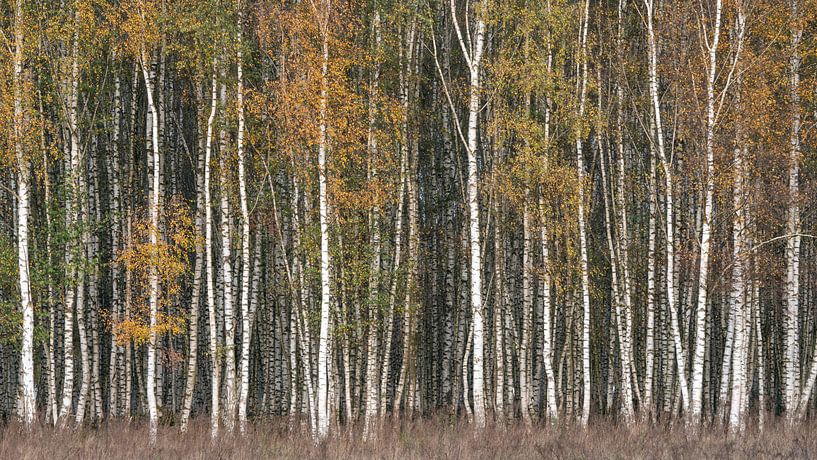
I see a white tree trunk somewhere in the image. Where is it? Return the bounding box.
[493,198,506,420]
[141,48,161,446]
[74,245,89,426]
[45,147,58,424]
[521,203,533,424]
[754,281,766,429]
[784,0,802,419]
[540,12,557,421]
[727,6,748,432]
[58,15,81,428]
[645,0,690,413]
[645,144,657,418]
[615,0,637,418]
[600,133,634,423]
[449,0,489,428]
[13,0,35,428]
[236,2,252,435]
[107,68,124,420]
[204,69,220,441]
[690,0,722,424]
[539,197,557,422]
[317,12,332,440]
[728,144,748,432]
[575,0,591,426]
[217,62,237,434]
[363,7,383,440]
[180,83,206,433]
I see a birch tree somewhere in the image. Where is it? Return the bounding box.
[140,47,162,448]
[204,68,220,440]
[574,0,591,426]
[784,0,803,419]
[644,0,690,414]
[446,0,489,428]
[315,0,333,440]
[13,0,35,429]
[219,62,237,434]
[57,3,81,428]
[727,3,748,432]
[236,0,253,436]
[363,5,382,441]
[0,0,815,439]
[690,0,722,424]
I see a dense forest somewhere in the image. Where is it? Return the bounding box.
[1,0,816,446]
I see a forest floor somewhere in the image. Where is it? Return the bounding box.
[1,415,815,459]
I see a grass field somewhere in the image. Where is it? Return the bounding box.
[1,416,815,459]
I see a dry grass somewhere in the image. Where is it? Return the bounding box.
[1,416,815,459]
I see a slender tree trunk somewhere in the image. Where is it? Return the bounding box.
[575,0,591,426]
[316,7,332,439]
[58,12,81,428]
[726,6,748,432]
[538,194,557,422]
[363,7,383,440]
[180,84,206,433]
[645,135,657,418]
[140,47,161,445]
[645,0,689,413]
[521,202,533,425]
[13,0,35,428]
[75,256,89,425]
[785,0,803,419]
[87,142,102,424]
[380,96,408,415]
[690,0,722,424]
[494,198,506,420]
[448,0,489,428]
[107,67,123,419]
[236,1,253,435]
[541,6,557,422]
[614,0,637,419]
[214,61,237,434]
[792,0,817,417]
[203,68,220,441]
[44,140,58,425]
[600,129,634,422]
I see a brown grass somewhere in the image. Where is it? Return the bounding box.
[1,416,815,459]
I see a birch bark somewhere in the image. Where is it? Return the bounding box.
[180,82,206,433]
[204,69,220,440]
[140,46,161,445]
[690,0,722,423]
[316,2,332,439]
[237,1,253,435]
[13,0,35,428]
[645,0,690,412]
[541,2,557,422]
[58,11,81,427]
[784,0,803,418]
[727,5,748,431]
[448,0,489,428]
[575,0,592,426]
[363,7,383,440]
[217,62,237,433]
